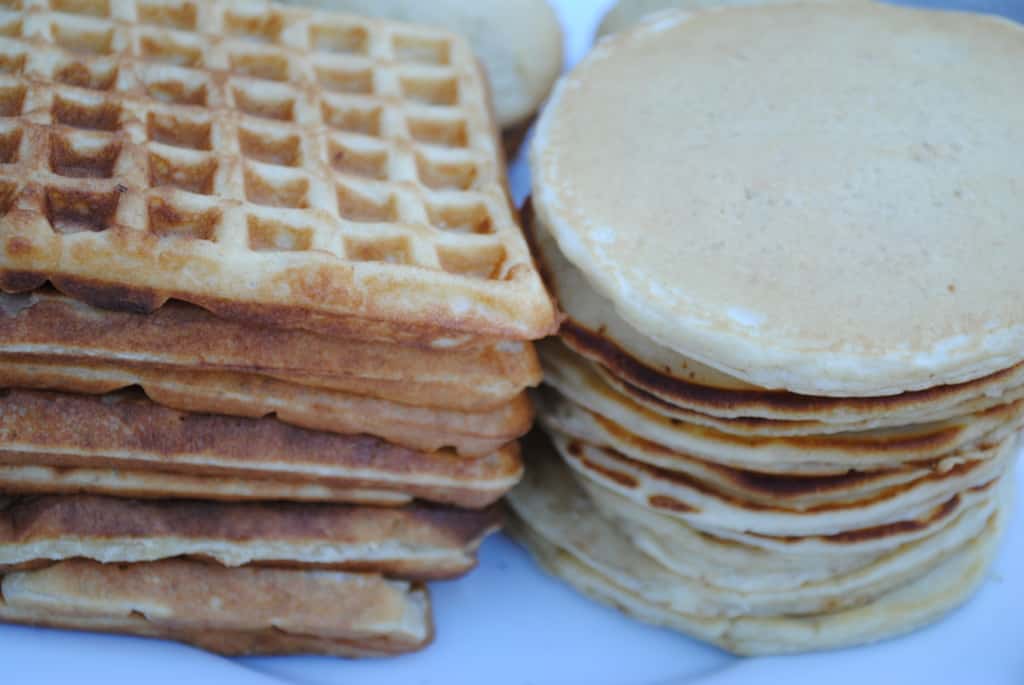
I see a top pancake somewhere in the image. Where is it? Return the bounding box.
[531,2,1024,395]
[526,205,1024,429]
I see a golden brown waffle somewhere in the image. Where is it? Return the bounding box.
[0,0,556,342]
[0,354,534,456]
[0,494,501,579]
[0,290,542,411]
[0,463,416,504]
[0,558,433,656]
[0,388,524,508]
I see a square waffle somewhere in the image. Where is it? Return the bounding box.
[0,0,556,341]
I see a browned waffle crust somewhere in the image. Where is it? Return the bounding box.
[0,0,556,341]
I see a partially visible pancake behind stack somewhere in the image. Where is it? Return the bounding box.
[512,2,1024,656]
[0,0,556,656]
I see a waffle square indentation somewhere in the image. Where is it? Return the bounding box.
[437,244,506,280]
[0,84,26,117]
[52,94,120,131]
[149,150,217,195]
[244,166,309,208]
[321,101,381,136]
[427,201,493,234]
[310,23,368,55]
[51,0,110,17]
[44,186,121,234]
[230,51,291,82]
[393,35,450,66]
[247,215,313,252]
[147,196,220,241]
[224,10,284,44]
[336,183,396,222]
[416,153,478,191]
[345,235,411,265]
[238,127,301,167]
[0,126,20,164]
[54,60,119,91]
[0,53,26,76]
[0,179,16,217]
[408,117,467,148]
[401,75,458,106]
[232,87,295,122]
[137,2,197,31]
[50,133,121,178]
[329,139,387,180]
[52,22,115,55]
[316,66,373,95]
[140,34,204,68]
[147,111,211,150]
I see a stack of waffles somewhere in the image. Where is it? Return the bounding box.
[511,3,1024,656]
[0,0,555,656]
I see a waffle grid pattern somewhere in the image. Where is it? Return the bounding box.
[0,0,552,338]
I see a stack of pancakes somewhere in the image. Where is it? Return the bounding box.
[0,0,555,655]
[511,2,1024,655]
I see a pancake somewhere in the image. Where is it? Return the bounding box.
[596,366,1024,441]
[527,204,1024,428]
[542,405,1013,521]
[539,342,1024,473]
[0,495,500,580]
[548,428,1012,537]
[0,355,532,457]
[0,389,523,509]
[0,559,431,656]
[510,506,1001,656]
[0,291,542,412]
[531,2,1024,395]
[582,471,998,589]
[596,0,863,38]
[507,447,1002,618]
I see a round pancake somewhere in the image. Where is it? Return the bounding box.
[547,428,1012,537]
[507,447,1002,619]
[510,503,1003,656]
[583,472,998,591]
[527,207,1024,428]
[531,2,1024,396]
[540,399,1014,515]
[596,0,863,39]
[539,341,1024,473]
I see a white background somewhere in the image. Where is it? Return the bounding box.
[3,2,1023,683]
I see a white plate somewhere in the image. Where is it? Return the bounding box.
[4,2,1023,683]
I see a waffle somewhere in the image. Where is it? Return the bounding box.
[0,494,500,579]
[0,0,556,342]
[0,389,524,508]
[0,463,415,504]
[0,290,542,411]
[0,355,534,456]
[0,558,432,656]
